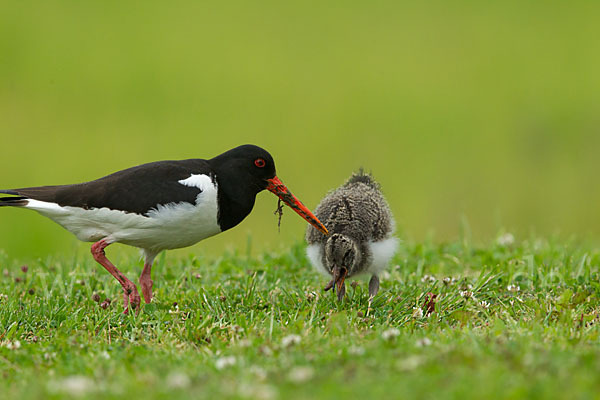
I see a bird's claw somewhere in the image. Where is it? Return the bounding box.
[122,284,141,315]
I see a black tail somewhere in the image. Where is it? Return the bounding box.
[0,190,29,207]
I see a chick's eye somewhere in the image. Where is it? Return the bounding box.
[254,158,266,168]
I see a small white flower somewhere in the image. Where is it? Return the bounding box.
[497,233,515,247]
[416,337,432,347]
[47,376,94,397]
[459,290,473,299]
[305,291,319,301]
[421,275,436,283]
[412,307,424,319]
[382,328,400,340]
[100,351,110,360]
[259,345,273,357]
[348,346,365,356]
[249,365,268,381]
[215,356,236,370]
[238,383,277,400]
[4,340,21,350]
[287,366,314,383]
[442,277,454,286]
[0,293,8,301]
[507,284,520,292]
[281,334,301,347]
[396,355,424,371]
[231,325,244,334]
[166,372,190,389]
[479,300,490,309]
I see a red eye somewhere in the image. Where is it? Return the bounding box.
[254,158,266,168]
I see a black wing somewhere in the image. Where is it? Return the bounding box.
[4,159,214,215]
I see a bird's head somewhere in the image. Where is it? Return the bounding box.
[210,144,328,235]
[324,233,360,296]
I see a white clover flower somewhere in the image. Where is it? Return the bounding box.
[348,345,365,356]
[249,365,268,381]
[507,284,520,292]
[3,340,21,350]
[287,366,315,383]
[459,290,473,299]
[421,275,436,283]
[479,300,490,309]
[281,334,301,347]
[412,307,424,319]
[416,337,432,347]
[215,356,236,370]
[166,372,191,389]
[382,328,401,340]
[47,376,95,397]
[305,291,319,301]
[497,233,515,247]
[238,383,277,400]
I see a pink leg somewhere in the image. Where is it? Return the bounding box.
[139,261,154,304]
[91,239,141,314]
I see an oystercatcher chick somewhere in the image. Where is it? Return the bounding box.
[0,144,328,314]
[305,170,398,301]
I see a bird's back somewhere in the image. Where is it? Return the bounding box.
[306,171,393,245]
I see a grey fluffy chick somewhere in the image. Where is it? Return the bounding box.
[306,170,398,301]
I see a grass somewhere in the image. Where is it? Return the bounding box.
[1,236,600,399]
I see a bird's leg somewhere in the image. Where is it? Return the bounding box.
[367,274,380,314]
[139,262,153,304]
[139,254,156,304]
[91,239,141,315]
[336,279,346,301]
[368,275,380,299]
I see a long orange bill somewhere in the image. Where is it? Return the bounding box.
[335,267,348,301]
[266,176,328,235]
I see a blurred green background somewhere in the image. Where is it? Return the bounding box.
[1,1,599,261]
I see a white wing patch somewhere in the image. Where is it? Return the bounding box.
[179,174,214,191]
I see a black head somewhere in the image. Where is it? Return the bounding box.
[208,144,328,235]
[209,144,276,193]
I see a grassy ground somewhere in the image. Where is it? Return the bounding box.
[1,236,600,399]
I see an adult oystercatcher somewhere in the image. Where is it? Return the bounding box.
[0,144,328,313]
[305,170,398,302]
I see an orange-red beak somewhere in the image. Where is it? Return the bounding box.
[266,176,328,235]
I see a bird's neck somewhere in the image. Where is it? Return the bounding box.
[214,173,259,232]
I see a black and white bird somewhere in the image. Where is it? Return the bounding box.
[305,170,398,301]
[0,144,328,313]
